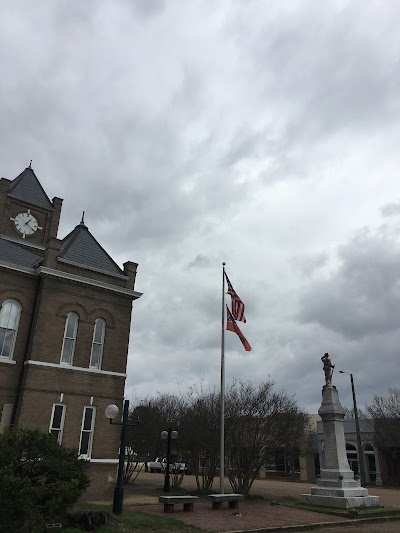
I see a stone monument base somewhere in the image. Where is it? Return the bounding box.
[301,468,380,508]
[302,493,380,509]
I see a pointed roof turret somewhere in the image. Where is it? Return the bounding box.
[59,221,124,276]
[8,167,54,210]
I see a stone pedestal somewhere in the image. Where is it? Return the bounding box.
[302,385,380,508]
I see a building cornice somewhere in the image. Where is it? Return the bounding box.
[0,259,36,276]
[57,257,129,280]
[0,262,142,297]
[37,266,142,299]
[24,360,126,377]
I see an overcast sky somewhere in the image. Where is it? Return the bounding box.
[2,0,400,414]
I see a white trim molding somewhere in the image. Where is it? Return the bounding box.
[89,459,119,464]
[0,357,17,365]
[24,360,126,377]
[37,266,142,299]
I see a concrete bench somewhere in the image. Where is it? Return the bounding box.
[208,493,244,510]
[159,495,199,513]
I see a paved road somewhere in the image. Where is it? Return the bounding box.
[322,522,400,532]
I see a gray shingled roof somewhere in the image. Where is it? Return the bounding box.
[8,168,54,210]
[0,237,43,269]
[60,223,124,276]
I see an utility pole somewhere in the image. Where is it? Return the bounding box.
[339,370,366,486]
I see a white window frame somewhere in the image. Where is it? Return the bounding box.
[0,299,22,360]
[60,312,78,365]
[78,406,96,458]
[49,403,66,444]
[89,318,106,369]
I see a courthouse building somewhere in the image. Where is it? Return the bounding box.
[0,166,141,497]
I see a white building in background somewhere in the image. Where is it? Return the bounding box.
[315,419,382,485]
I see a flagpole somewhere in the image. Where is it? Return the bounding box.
[220,262,226,494]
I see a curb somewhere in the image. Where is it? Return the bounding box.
[225,514,400,533]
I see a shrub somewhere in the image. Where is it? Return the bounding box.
[0,427,90,533]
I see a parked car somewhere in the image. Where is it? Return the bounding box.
[174,461,192,475]
[148,458,192,474]
[148,457,166,473]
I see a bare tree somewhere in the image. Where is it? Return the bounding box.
[343,406,367,420]
[180,388,220,491]
[129,393,188,488]
[130,394,184,459]
[132,387,220,491]
[224,380,308,496]
[365,388,400,485]
[129,380,308,495]
[366,387,400,449]
[123,440,145,485]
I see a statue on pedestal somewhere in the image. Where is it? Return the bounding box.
[321,352,334,385]
[301,351,380,508]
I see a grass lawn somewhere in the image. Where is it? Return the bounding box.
[52,503,207,533]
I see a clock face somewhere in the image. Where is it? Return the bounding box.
[10,209,42,238]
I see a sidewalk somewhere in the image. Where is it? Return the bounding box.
[121,473,400,532]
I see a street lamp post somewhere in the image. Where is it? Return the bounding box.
[105,400,140,514]
[339,370,366,487]
[161,428,178,492]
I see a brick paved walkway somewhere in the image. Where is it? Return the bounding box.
[121,473,400,532]
[132,498,346,532]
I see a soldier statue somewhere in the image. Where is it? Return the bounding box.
[321,352,335,385]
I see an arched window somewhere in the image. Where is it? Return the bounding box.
[363,444,377,483]
[0,299,21,359]
[60,313,78,365]
[90,319,105,369]
[346,442,359,476]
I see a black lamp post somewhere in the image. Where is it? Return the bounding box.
[339,370,366,487]
[161,428,178,492]
[105,400,140,514]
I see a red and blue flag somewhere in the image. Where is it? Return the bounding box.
[226,305,252,352]
[225,272,246,323]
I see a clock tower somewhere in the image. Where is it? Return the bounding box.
[0,165,63,248]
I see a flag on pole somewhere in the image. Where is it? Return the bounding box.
[226,305,252,351]
[225,272,246,322]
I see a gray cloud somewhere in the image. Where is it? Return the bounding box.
[2,0,400,412]
[299,225,400,340]
[381,201,400,217]
[291,251,329,278]
[187,254,212,269]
